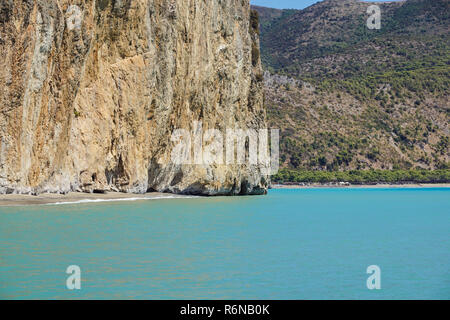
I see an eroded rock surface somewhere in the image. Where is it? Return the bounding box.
[0,0,267,195]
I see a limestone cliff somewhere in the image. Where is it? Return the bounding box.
[0,0,268,195]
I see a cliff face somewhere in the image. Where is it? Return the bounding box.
[0,0,268,195]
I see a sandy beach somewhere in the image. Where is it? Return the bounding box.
[271,183,450,189]
[0,192,194,207]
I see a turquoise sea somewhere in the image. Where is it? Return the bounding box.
[0,188,449,300]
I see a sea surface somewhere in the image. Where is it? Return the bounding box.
[0,188,449,299]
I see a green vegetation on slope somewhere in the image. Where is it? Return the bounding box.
[253,0,449,173]
[273,169,450,184]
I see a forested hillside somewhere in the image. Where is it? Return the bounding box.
[253,0,449,173]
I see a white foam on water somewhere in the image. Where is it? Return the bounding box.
[44,195,199,206]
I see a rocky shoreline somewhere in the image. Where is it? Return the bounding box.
[1,183,449,207]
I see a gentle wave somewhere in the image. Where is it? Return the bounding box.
[44,195,199,206]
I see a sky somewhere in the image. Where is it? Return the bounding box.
[250,0,320,9]
[250,0,398,10]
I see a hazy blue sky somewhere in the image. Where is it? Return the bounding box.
[250,0,319,9]
[250,0,398,10]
